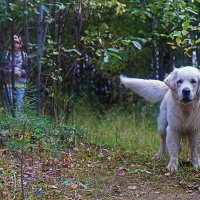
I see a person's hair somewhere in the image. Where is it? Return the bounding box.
[13,35,23,45]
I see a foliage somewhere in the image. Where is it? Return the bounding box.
[0,110,87,153]
[1,0,200,113]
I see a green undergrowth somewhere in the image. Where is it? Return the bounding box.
[73,99,160,157]
[0,109,87,153]
[73,98,192,162]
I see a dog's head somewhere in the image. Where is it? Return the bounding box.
[164,66,200,104]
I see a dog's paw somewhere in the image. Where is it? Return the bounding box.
[166,162,179,172]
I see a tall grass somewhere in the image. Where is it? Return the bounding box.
[73,99,160,157]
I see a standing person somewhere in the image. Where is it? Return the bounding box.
[2,35,28,113]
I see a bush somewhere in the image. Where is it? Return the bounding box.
[0,109,87,153]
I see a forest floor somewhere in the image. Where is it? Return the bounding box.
[1,143,200,200]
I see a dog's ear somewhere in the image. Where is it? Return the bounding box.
[164,68,179,90]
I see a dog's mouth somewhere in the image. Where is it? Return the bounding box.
[181,97,192,104]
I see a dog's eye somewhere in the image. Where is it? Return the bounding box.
[177,80,183,84]
[191,79,196,84]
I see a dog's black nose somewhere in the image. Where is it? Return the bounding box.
[182,88,190,96]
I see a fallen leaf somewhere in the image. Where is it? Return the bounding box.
[71,184,78,189]
[179,180,187,186]
[53,189,61,193]
[2,191,8,198]
[128,186,137,190]
[0,164,9,169]
[110,185,120,193]
[97,152,104,158]
[117,167,128,176]
[69,163,75,168]
[52,169,62,176]
[0,149,6,156]
[107,156,112,161]
[48,185,58,189]
[75,194,82,200]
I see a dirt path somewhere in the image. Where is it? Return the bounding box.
[100,173,200,200]
[1,146,200,199]
[91,155,200,200]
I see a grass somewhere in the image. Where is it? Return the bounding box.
[73,100,160,156]
[73,99,192,161]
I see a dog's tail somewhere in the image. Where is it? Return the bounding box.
[120,75,169,103]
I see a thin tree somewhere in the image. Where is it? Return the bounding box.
[23,0,31,79]
[35,1,43,116]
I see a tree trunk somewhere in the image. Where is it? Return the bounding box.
[11,0,16,117]
[23,0,31,79]
[35,1,43,116]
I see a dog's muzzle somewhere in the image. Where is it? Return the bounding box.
[181,88,192,103]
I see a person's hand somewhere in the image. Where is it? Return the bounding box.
[15,71,21,77]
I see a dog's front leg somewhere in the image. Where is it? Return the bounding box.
[152,102,167,160]
[189,133,200,169]
[166,126,181,172]
[152,132,166,160]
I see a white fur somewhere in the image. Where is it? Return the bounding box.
[120,75,169,103]
[120,66,200,172]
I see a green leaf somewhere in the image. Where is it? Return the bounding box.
[42,5,50,14]
[176,37,182,46]
[56,3,66,10]
[179,15,186,19]
[84,30,89,35]
[64,49,82,56]
[160,34,167,37]
[182,22,190,30]
[34,8,40,15]
[8,3,17,11]
[131,41,141,50]
[131,9,140,15]
[52,51,59,55]
[121,39,130,46]
[108,48,119,53]
[182,30,188,36]
[144,11,152,18]
[173,31,180,37]
[108,52,122,60]
[24,10,28,15]
[185,7,198,15]
[96,49,102,57]
[195,39,200,44]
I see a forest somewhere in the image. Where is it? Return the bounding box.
[0,0,200,199]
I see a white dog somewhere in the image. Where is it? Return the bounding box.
[120,66,200,172]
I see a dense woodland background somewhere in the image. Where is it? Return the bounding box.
[1,0,200,118]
